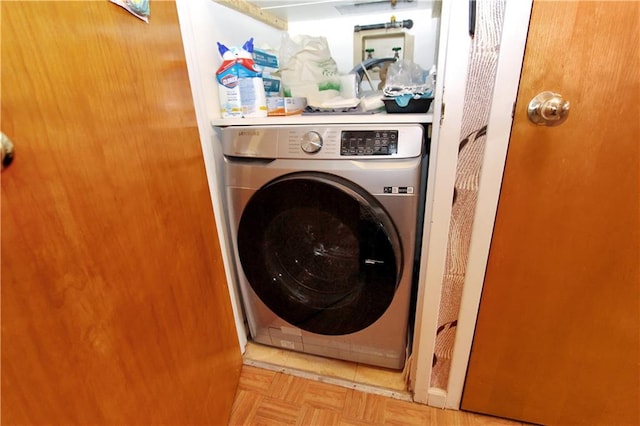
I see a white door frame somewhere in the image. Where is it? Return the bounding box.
[410,0,533,408]
[440,0,533,409]
[408,0,471,405]
[176,0,534,409]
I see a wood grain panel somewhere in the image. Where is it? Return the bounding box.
[1,1,241,424]
[462,1,639,424]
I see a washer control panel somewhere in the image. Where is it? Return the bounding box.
[221,124,423,159]
[340,130,398,156]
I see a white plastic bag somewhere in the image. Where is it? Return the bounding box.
[279,33,341,102]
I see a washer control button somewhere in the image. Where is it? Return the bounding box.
[301,131,323,154]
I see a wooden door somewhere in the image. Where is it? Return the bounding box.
[462,1,639,425]
[1,2,242,424]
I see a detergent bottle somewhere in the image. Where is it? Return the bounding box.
[216,38,268,118]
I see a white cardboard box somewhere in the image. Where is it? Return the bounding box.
[266,97,307,116]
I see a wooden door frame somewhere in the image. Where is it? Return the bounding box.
[435,0,533,409]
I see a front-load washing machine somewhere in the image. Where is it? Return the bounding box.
[222,124,426,370]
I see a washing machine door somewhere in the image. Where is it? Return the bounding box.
[237,171,402,336]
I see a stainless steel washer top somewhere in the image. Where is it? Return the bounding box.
[222,124,426,370]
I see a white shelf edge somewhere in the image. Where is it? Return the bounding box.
[211,112,433,127]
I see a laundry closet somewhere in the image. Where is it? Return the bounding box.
[175,0,467,405]
[5,2,633,424]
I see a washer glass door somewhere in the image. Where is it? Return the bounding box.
[237,171,402,336]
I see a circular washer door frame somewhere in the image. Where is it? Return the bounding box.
[237,171,403,336]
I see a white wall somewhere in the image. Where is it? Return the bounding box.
[287,9,440,74]
[178,1,283,121]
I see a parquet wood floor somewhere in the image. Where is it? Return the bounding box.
[228,365,524,425]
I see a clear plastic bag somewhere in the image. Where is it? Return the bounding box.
[383,60,434,98]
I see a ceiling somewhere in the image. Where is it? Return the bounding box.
[256,0,430,22]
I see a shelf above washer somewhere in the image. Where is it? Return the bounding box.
[211,112,433,127]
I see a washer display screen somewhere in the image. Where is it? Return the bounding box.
[340,130,398,156]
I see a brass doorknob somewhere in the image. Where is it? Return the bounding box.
[1,132,15,170]
[527,91,570,126]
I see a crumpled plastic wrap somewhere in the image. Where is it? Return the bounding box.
[383,60,434,98]
[110,0,150,23]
